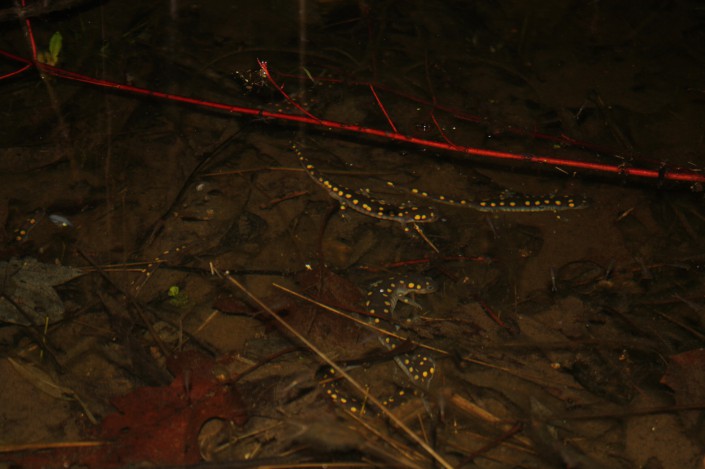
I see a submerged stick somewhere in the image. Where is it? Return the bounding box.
[222,272,454,469]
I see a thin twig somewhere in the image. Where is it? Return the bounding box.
[222,273,454,469]
[369,84,398,133]
[272,283,447,356]
[258,59,319,122]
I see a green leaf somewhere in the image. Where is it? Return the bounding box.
[48,31,62,64]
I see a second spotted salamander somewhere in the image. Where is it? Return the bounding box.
[320,274,438,415]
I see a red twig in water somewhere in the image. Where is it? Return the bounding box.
[257,59,319,122]
[259,190,309,210]
[1,9,704,186]
[368,84,398,133]
[0,61,30,80]
[458,422,523,465]
[430,111,456,147]
[475,295,512,332]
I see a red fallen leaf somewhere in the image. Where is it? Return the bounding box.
[96,350,248,466]
[213,295,253,314]
[12,349,248,468]
[660,348,705,406]
[296,267,364,312]
[288,267,365,352]
[213,294,293,316]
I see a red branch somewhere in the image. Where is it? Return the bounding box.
[430,111,455,147]
[369,83,398,133]
[1,10,703,185]
[257,59,319,122]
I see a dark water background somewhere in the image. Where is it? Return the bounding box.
[1,1,704,467]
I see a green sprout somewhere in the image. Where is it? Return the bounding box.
[37,31,62,66]
[167,285,189,307]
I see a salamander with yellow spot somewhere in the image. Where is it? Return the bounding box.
[387,182,589,212]
[319,274,438,416]
[294,144,438,225]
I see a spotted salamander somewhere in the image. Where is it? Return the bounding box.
[320,274,438,415]
[293,144,438,226]
[386,182,589,213]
